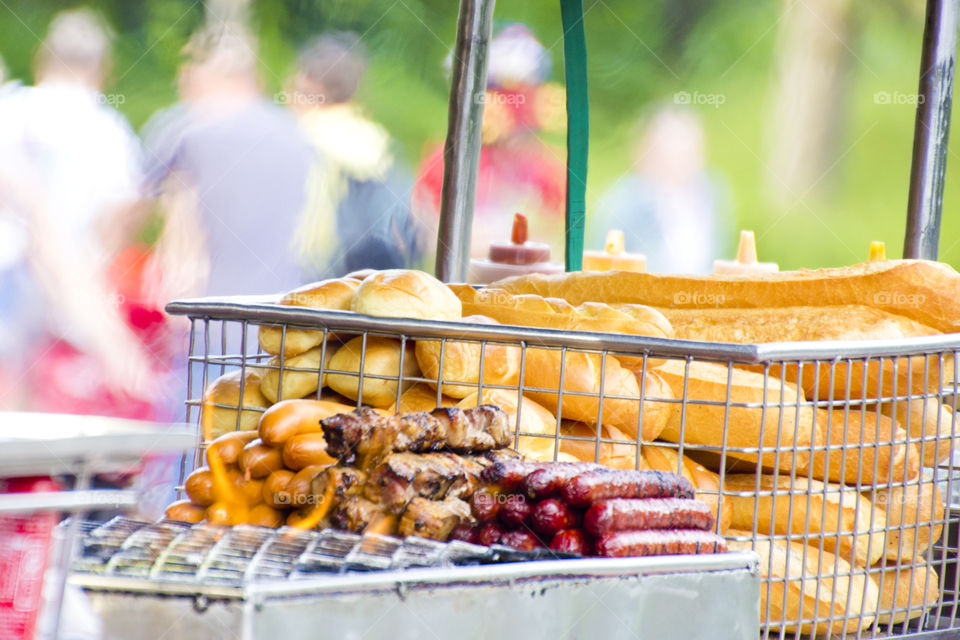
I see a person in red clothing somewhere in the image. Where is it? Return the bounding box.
[413,24,567,266]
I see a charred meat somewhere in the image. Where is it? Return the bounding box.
[398,497,472,541]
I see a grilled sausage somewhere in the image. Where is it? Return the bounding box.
[232,471,265,506]
[450,523,480,544]
[531,499,580,537]
[287,465,330,509]
[470,487,503,523]
[561,470,695,507]
[498,494,533,528]
[165,500,206,523]
[584,498,713,536]
[593,529,727,558]
[549,529,590,555]
[247,503,286,528]
[479,459,550,491]
[524,462,603,499]
[238,440,284,479]
[258,399,356,447]
[205,501,246,525]
[262,469,296,507]
[206,431,259,466]
[500,530,540,551]
[282,432,336,470]
[477,522,505,546]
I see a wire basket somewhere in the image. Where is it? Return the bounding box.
[166,295,960,640]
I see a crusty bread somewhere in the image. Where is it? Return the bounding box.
[260,346,334,404]
[558,421,640,470]
[727,531,879,634]
[801,410,920,487]
[865,477,944,562]
[522,349,672,441]
[644,444,732,533]
[881,398,955,466]
[455,389,559,461]
[258,278,361,356]
[326,337,420,408]
[389,383,458,413]
[654,359,821,473]
[726,474,885,567]
[493,259,960,333]
[201,369,271,438]
[352,269,461,320]
[875,563,940,625]
[414,315,521,398]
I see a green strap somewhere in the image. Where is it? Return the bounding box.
[560,0,588,272]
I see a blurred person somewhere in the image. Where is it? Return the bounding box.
[413,24,567,264]
[0,8,159,415]
[141,22,312,297]
[587,106,732,274]
[286,32,422,279]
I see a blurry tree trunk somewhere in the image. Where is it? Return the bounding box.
[767,0,854,203]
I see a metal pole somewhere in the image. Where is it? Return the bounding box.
[904,0,960,260]
[435,0,495,282]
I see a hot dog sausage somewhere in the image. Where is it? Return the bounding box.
[184,467,216,506]
[584,498,713,536]
[282,432,336,470]
[247,503,286,528]
[561,470,695,507]
[206,431,259,466]
[524,462,602,499]
[500,530,540,551]
[479,459,550,491]
[165,500,206,523]
[549,529,590,555]
[258,399,355,447]
[263,469,296,507]
[531,499,580,537]
[498,494,533,528]
[238,439,284,479]
[593,529,727,558]
[287,465,330,509]
[470,487,502,523]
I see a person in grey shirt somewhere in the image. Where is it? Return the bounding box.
[141,22,313,297]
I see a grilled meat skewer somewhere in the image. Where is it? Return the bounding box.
[368,452,485,513]
[398,497,472,541]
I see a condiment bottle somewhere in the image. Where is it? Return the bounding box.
[713,230,779,275]
[468,213,564,284]
[582,230,647,272]
[869,241,887,261]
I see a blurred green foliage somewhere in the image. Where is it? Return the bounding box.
[1,0,957,270]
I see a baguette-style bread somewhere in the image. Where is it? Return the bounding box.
[389,383,458,413]
[801,410,920,487]
[455,389,561,461]
[493,259,960,333]
[726,474,885,567]
[727,531,879,634]
[352,269,461,321]
[258,277,361,356]
[201,369,271,438]
[326,337,420,408]
[260,346,334,404]
[522,349,672,441]
[558,421,640,470]
[875,563,940,625]
[414,315,521,398]
[644,444,732,533]
[866,477,944,562]
[881,398,955,466]
[654,359,821,473]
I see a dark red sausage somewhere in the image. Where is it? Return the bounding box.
[524,462,603,499]
[561,470,695,507]
[477,522,505,546]
[450,523,479,544]
[470,488,502,523]
[500,530,540,551]
[480,460,550,491]
[584,498,714,536]
[549,529,590,555]
[498,494,533,528]
[593,529,727,558]
[531,499,580,538]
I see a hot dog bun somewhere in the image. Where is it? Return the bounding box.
[201,369,271,439]
[326,337,420,408]
[260,345,335,404]
[352,269,461,321]
[881,398,955,466]
[558,421,640,470]
[455,389,559,461]
[643,444,732,533]
[866,477,944,562]
[389,383,458,413]
[258,277,361,356]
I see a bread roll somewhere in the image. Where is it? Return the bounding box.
[726,474,885,567]
[389,383,458,413]
[875,563,940,625]
[258,277,361,356]
[326,337,420,408]
[644,445,732,533]
[201,369,271,439]
[801,410,920,486]
[559,421,640,470]
[414,315,521,398]
[455,388,558,460]
[654,359,821,473]
[351,269,461,320]
[881,398,955,466]
[866,477,944,562]
[492,259,960,333]
[727,531,879,634]
[522,349,672,441]
[260,346,335,404]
